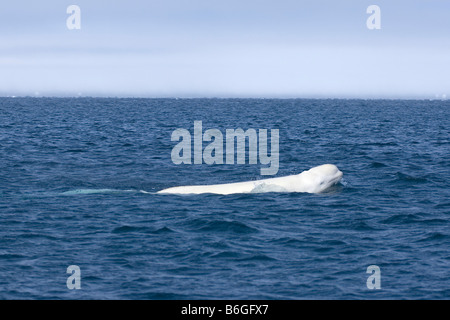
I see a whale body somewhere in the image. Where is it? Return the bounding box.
[157,164,343,195]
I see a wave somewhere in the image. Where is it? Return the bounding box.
[61,188,157,195]
[61,188,136,195]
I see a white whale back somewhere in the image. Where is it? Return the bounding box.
[157,164,343,195]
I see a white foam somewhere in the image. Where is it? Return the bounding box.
[61,188,135,195]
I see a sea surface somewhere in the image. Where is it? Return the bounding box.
[0,97,449,299]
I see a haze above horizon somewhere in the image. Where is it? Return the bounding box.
[1,0,449,99]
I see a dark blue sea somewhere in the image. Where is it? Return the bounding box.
[0,97,449,299]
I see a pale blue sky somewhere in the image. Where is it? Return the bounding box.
[0,0,449,98]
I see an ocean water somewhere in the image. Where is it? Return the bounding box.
[0,97,449,299]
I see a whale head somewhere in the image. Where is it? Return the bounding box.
[298,164,343,193]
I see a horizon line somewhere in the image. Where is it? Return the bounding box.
[0,95,448,101]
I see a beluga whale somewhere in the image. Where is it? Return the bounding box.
[157,164,343,195]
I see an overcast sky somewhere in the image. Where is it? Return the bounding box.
[0,0,449,98]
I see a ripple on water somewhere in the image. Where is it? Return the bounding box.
[187,219,259,234]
